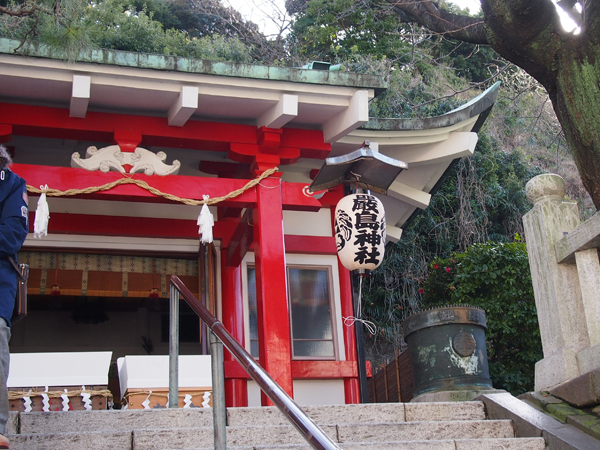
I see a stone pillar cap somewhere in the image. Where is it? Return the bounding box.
[526,174,566,204]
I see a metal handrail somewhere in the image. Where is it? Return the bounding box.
[169,275,340,450]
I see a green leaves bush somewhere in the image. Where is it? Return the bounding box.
[420,239,542,395]
[84,0,254,61]
[0,0,255,63]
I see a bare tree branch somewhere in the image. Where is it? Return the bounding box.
[385,0,488,44]
[0,4,53,18]
[412,62,512,109]
[581,0,600,39]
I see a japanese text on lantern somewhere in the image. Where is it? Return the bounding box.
[335,193,385,271]
[352,195,382,265]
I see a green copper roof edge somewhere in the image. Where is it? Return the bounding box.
[0,38,387,92]
[361,81,501,131]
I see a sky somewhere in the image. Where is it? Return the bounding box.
[224,0,483,37]
[225,1,579,37]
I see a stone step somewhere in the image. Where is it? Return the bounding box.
[6,401,549,450]
[300,440,546,450]
[132,424,337,449]
[9,433,546,450]
[9,430,132,450]
[18,409,214,434]
[8,420,517,450]
[131,420,515,449]
[164,438,546,450]
[335,420,515,444]
[227,402,485,426]
[17,402,486,434]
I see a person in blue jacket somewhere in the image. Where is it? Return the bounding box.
[0,145,28,449]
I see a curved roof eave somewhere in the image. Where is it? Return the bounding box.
[362,81,501,132]
[330,82,501,244]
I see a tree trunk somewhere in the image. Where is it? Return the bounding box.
[479,0,600,208]
[391,0,600,208]
[553,42,600,206]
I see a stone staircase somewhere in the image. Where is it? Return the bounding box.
[6,401,546,449]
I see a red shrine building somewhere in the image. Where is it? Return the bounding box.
[0,38,499,407]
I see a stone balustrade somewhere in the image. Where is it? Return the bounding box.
[523,173,600,391]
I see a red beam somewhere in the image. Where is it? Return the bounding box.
[1,103,256,148]
[30,213,198,238]
[27,212,239,241]
[13,164,322,210]
[0,124,11,143]
[226,209,254,267]
[291,361,358,378]
[284,235,337,255]
[23,213,338,247]
[14,164,256,206]
[316,185,345,207]
[280,128,330,159]
[238,235,339,254]
[0,103,331,158]
[282,182,322,212]
[224,360,360,379]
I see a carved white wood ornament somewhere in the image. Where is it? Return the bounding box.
[71,145,180,176]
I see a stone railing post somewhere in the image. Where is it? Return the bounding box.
[554,211,600,376]
[523,174,590,391]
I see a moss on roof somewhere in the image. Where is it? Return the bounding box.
[0,38,386,94]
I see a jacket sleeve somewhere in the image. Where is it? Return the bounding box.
[0,176,28,259]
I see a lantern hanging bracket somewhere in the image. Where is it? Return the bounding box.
[309,140,407,195]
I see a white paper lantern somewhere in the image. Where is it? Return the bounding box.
[334,193,386,271]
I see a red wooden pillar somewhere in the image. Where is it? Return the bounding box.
[253,170,293,405]
[0,124,12,143]
[333,202,361,404]
[339,264,360,403]
[220,248,248,407]
[331,203,360,403]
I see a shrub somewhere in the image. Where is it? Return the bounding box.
[420,238,542,395]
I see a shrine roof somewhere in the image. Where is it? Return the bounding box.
[0,38,386,94]
[329,82,501,242]
[361,82,500,133]
[0,38,384,141]
[0,38,502,246]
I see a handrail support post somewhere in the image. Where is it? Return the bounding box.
[211,330,227,450]
[169,284,180,408]
[170,275,339,450]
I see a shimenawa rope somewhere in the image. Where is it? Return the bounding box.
[26,167,280,206]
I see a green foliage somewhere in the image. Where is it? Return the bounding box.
[86,0,166,54]
[362,132,543,366]
[342,52,474,120]
[362,228,428,350]
[369,66,465,119]
[0,0,92,60]
[81,0,253,61]
[289,0,412,62]
[406,133,543,253]
[431,39,500,83]
[419,240,542,395]
[427,5,500,84]
[0,0,255,62]
[164,0,259,39]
